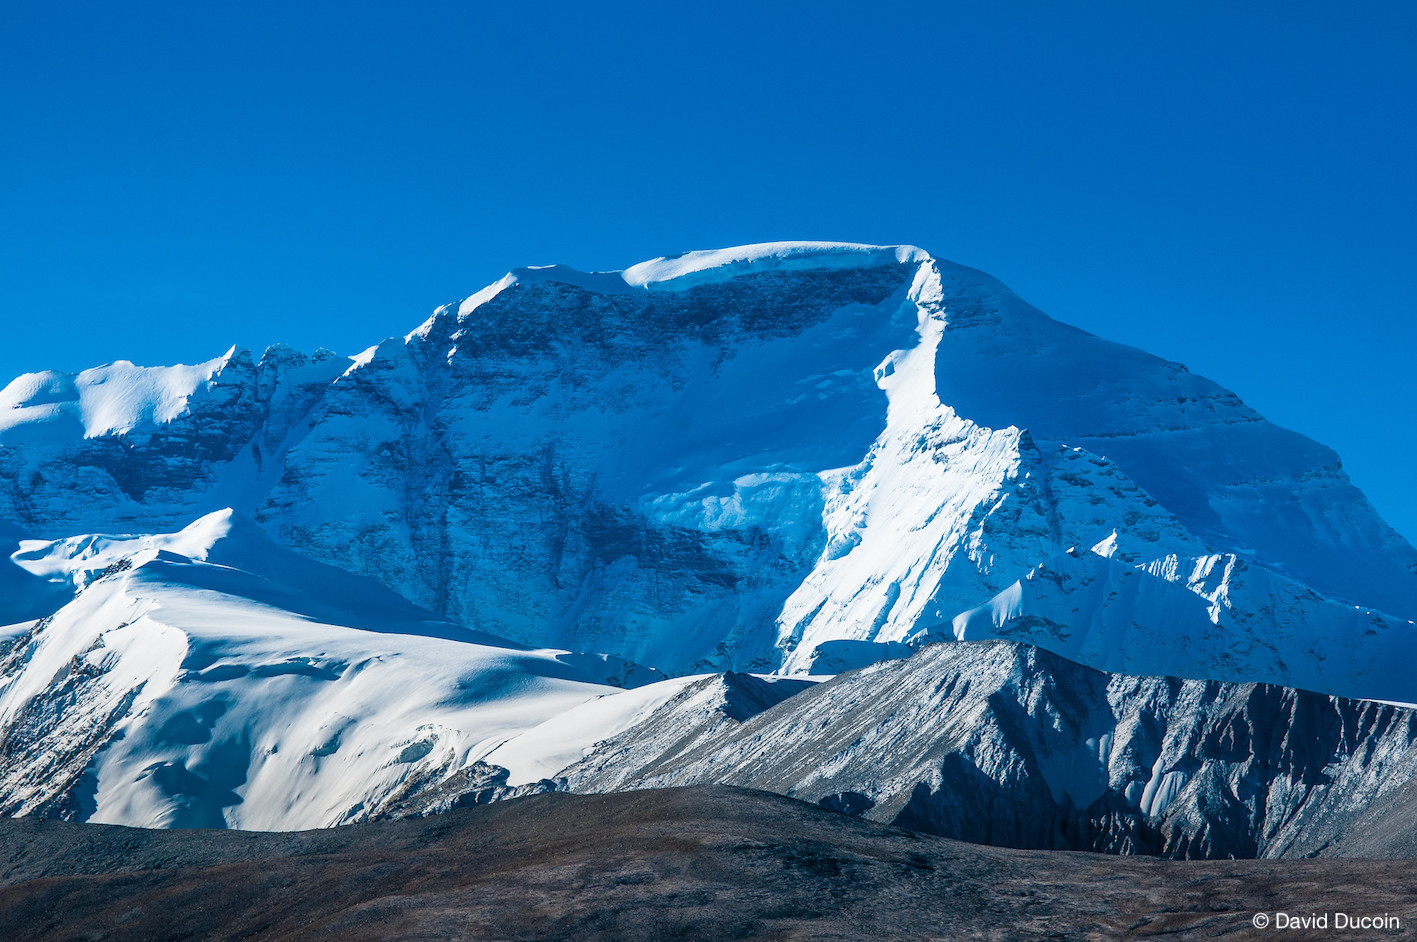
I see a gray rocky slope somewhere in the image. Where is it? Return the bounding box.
[8,786,1415,942]
[560,639,1417,860]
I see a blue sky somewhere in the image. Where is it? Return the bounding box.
[2,2,1414,542]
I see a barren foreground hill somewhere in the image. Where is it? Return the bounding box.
[0,786,1411,941]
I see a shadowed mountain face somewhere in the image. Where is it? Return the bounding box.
[0,786,1412,942]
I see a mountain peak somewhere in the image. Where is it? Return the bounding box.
[427,242,932,330]
[619,241,930,290]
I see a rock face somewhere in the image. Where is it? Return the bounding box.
[564,639,1417,860]
[1,242,1414,689]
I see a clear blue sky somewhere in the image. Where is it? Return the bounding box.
[2,2,1414,543]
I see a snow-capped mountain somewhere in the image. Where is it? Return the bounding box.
[1,242,1412,693]
[2,241,1416,835]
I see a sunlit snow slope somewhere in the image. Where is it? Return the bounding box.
[0,512,660,828]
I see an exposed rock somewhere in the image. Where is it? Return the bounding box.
[565,640,1417,860]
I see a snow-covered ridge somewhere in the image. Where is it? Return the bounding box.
[434,241,929,324]
[621,242,930,291]
[0,349,238,442]
[0,511,668,828]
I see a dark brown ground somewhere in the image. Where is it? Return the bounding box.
[0,786,1411,941]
